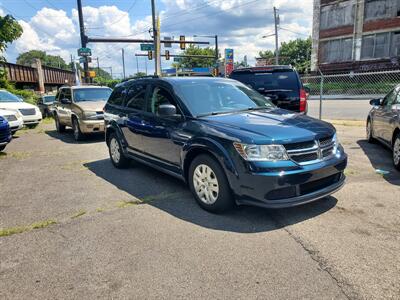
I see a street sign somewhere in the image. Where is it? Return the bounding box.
[164,36,172,48]
[88,71,96,78]
[141,43,154,51]
[173,57,182,62]
[79,57,86,63]
[78,47,91,57]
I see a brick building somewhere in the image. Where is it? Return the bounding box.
[311,0,400,73]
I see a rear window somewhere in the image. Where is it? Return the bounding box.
[231,70,299,91]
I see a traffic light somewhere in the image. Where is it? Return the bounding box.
[165,50,170,60]
[180,35,185,50]
[148,50,153,60]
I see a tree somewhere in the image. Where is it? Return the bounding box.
[0,14,23,88]
[17,50,69,70]
[258,37,311,74]
[172,45,217,69]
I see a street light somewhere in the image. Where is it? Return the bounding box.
[193,34,218,76]
[262,33,276,39]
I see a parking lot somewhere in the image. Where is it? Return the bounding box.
[0,120,399,299]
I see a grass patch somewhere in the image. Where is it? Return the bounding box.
[71,210,86,219]
[344,169,358,176]
[61,160,90,171]
[0,219,57,238]
[96,208,105,213]
[0,151,31,160]
[42,117,54,125]
[116,200,142,208]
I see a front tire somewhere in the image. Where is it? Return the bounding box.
[0,145,6,152]
[108,132,130,168]
[393,133,400,171]
[55,114,66,133]
[188,154,234,213]
[366,119,375,143]
[72,117,85,141]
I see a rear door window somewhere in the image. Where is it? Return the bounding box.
[125,84,147,111]
[231,70,299,91]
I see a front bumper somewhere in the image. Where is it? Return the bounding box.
[79,120,105,133]
[233,153,347,209]
[22,115,42,125]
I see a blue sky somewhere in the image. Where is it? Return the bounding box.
[1,0,312,77]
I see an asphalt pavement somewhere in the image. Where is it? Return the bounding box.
[0,122,399,299]
[308,99,371,121]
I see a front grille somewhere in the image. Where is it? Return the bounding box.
[284,135,336,165]
[5,115,17,122]
[19,108,36,116]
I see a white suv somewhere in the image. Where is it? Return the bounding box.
[0,90,42,128]
[0,109,23,134]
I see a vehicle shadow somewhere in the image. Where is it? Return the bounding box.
[357,139,400,185]
[84,159,338,233]
[45,129,104,144]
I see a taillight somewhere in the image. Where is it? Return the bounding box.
[300,89,307,112]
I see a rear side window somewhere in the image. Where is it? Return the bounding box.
[108,87,125,106]
[231,70,300,91]
[125,84,147,110]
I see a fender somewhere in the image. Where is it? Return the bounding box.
[182,137,239,187]
[105,120,129,151]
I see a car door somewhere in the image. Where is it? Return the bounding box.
[374,87,399,143]
[121,83,148,153]
[372,89,398,142]
[56,88,69,124]
[140,83,186,172]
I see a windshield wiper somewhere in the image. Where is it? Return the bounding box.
[197,106,272,117]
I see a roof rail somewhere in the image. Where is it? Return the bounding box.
[121,75,160,82]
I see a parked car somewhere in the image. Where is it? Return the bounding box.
[230,66,308,113]
[0,90,42,128]
[53,85,112,141]
[37,94,56,118]
[367,86,400,170]
[0,109,23,134]
[104,77,347,213]
[0,116,12,152]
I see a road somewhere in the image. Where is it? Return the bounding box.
[308,100,371,121]
[0,123,399,299]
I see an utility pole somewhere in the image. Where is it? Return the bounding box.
[122,48,126,79]
[215,35,219,76]
[273,7,280,65]
[96,57,100,76]
[70,54,74,71]
[151,0,161,76]
[136,56,139,74]
[145,58,148,75]
[77,0,88,83]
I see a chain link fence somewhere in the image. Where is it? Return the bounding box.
[301,69,400,100]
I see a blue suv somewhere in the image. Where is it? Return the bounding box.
[104,77,347,213]
[0,115,11,152]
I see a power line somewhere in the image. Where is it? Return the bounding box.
[279,27,310,37]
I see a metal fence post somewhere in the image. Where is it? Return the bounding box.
[318,69,323,120]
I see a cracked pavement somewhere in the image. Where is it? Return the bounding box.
[0,122,399,299]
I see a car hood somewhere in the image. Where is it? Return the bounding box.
[199,109,335,144]
[0,102,38,111]
[0,108,18,116]
[75,101,105,112]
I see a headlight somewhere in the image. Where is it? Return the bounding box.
[83,111,97,119]
[233,142,289,161]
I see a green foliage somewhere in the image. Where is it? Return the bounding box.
[93,77,121,89]
[172,45,216,69]
[259,37,311,74]
[91,67,112,80]
[0,14,23,56]
[17,50,70,70]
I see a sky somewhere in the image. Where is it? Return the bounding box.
[0,0,313,77]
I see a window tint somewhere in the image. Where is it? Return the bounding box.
[383,89,397,107]
[230,70,299,90]
[108,87,125,106]
[149,86,177,115]
[63,89,72,101]
[125,84,146,110]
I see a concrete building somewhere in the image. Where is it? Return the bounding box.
[311,0,400,73]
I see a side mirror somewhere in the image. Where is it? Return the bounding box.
[158,104,177,117]
[60,98,71,105]
[369,98,381,106]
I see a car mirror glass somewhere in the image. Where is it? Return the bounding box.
[60,98,71,105]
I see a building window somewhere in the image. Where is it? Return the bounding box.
[320,1,355,30]
[364,0,400,21]
[320,38,353,63]
[361,32,400,59]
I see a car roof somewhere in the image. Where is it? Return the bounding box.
[120,76,236,87]
[61,85,111,90]
[231,65,294,73]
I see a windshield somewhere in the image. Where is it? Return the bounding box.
[173,79,275,117]
[0,90,23,102]
[73,88,112,102]
[230,70,299,91]
[43,96,55,103]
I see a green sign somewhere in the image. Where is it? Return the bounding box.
[140,44,154,51]
[78,47,91,57]
[173,57,182,62]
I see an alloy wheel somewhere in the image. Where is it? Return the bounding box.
[193,164,219,204]
[110,138,121,163]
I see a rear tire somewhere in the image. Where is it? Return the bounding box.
[108,132,130,168]
[72,117,85,141]
[188,154,234,213]
[0,145,5,152]
[366,119,375,143]
[55,114,66,133]
[393,133,400,171]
